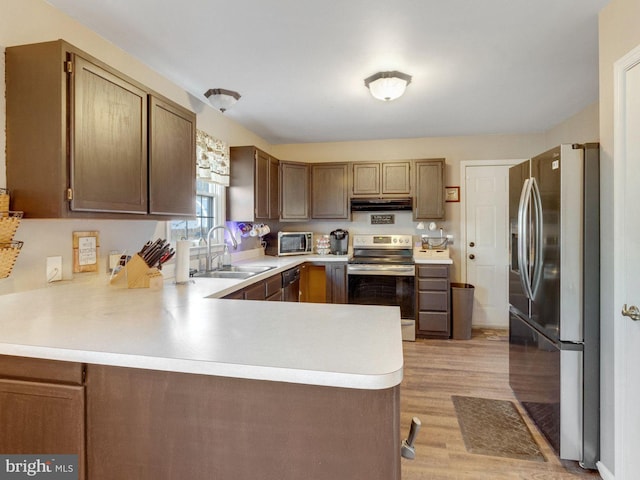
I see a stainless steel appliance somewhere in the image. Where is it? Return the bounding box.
[329,229,349,255]
[508,143,599,469]
[347,234,415,336]
[276,232,313,256]
[282,266,300,302]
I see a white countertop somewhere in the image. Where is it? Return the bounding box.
[0,252,402,390]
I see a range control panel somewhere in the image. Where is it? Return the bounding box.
[352,234,413,248]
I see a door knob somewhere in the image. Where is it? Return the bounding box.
[468,254,475,260]
[469,242,475,247]
[622,304,640,321]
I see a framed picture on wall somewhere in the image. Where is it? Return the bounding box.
[73,231,99,273]
[445,186,460,202]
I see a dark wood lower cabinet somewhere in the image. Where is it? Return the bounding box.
[300,262,347,304]
[416,264,451,338]
[327,262,347,304]
[0,356,86,480]
[223,273,283,300]
[86,364,400,480]
[1,354,400,480]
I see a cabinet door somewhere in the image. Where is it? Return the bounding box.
[327,263,347,304]
[269,155,280,219]
[148,95,196,216]
[414,159,445,219]
[254,151,279,220]
[311,164,350,219]
[300,264,327,303]
[280,162,310,220]
[244,281,266,300]
[223,289,245,299]
[352,163,380,196]
[254,150,271,219]
[0,379,85,478]
[382,162,411,195]
[70,54,148,214]
[266,290,284,301]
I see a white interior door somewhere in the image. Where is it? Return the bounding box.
[464,165,510,328]
[614,45,640,480]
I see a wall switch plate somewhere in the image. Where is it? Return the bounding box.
[46,256,63,282]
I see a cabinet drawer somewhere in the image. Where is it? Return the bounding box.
[417,278,448,291]
[417,265,449,278]
[243,281,266,300]
[265,275,282,298]
[223,290,244,300]
[418,291,449,311]
[418,312,449,333]
[0,355,84,385]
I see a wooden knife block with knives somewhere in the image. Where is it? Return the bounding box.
[109,253,163,289]
[110,238,174,289]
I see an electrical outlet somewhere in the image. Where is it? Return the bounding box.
[446,234,454,245]
[109,252,122,272]
[46,256,63,282]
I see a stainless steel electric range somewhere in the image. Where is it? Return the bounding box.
[347,234,415,340]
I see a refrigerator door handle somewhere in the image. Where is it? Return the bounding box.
[530,177,544,299]
[517,178,535,300]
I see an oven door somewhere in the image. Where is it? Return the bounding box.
[347,264,415,319]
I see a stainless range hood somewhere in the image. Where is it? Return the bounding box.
[350,197,413,212]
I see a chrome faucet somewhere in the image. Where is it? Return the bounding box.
[205,225,238,271]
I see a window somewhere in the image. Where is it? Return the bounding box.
[168,180,225,245]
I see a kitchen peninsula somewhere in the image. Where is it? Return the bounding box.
[0,263,403,480]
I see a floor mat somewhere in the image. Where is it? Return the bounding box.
[451,395,546,462]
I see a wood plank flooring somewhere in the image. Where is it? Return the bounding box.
[400,329,602,480]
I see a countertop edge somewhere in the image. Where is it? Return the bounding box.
[0,343,404,390]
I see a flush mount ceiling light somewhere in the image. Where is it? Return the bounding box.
[364,71,412,101]
[204,88,241,113]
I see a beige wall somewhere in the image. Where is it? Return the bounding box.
[544,101,599,149]
[598,0,640,473]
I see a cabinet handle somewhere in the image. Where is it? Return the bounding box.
[468,254,475,260]
[469,242,475,247]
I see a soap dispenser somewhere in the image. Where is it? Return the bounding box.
[222,244,232,267]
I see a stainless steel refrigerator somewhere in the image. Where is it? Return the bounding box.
[508,143,599,469]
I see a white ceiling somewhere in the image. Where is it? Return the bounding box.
[45,0,609,144]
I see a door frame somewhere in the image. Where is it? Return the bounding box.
[611,42,640,480]
[459,159,525,284]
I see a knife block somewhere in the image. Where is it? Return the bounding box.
[109,253,163,289]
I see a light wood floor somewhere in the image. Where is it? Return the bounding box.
[400,329,602,480]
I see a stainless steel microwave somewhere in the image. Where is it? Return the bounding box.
[278,232,313,256]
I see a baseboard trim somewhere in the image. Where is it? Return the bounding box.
[597,461,614,480]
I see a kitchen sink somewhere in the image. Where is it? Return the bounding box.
[192,265,275,280]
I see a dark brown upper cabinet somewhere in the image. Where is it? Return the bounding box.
[414,159,445,220]
[228,146,279,221]
[148,95,196,216]
[280,161,310,221]
[5,40,196,218]
[311,163,350,219]
[70,53,148,214]
[352,161,411,197]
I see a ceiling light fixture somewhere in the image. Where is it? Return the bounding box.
[204,88,241,113]
[364,71,412,101]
